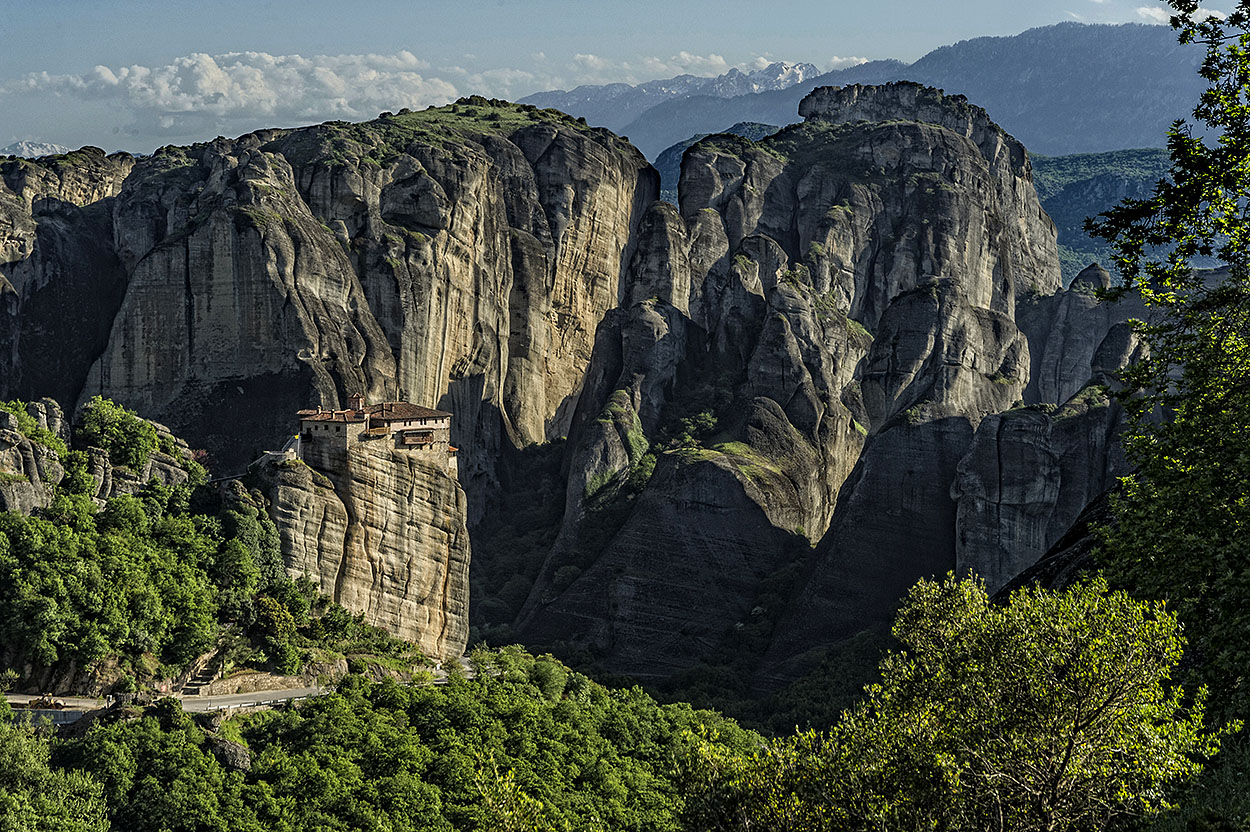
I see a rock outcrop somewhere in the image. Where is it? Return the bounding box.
[950,394,1127,594]
[0,149,134,408]
[1017,262,1147,405]
[0,396,201,515]
[514,82,1090,683]
[81,423,194,506]
[2,85,1150,687]
[0,399,67,514]
[1,101,657,518]
[257,438,471,660]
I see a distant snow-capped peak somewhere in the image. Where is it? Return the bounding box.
[1,141,71,158]
[707,61,822,96]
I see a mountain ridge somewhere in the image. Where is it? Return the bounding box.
[519,60,824,133]
[522,23,1203,158]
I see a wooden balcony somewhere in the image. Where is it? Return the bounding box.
[400,431,435,446]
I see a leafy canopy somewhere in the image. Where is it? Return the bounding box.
[78,396,158,470]
[1087,0,1250,717]
[0,698,107,832]
[45,653,757,832]
[683,576,1226,832]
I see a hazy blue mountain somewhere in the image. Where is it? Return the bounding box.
[519,60,822,133]
[536,24,1202,158]
[1031,148,1178,283]
[901,23,1202,157]
[654,121,780,203]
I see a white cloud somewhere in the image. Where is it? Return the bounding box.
[828,56,869,70]
[0,46,824,149]
[3,51,460,141]
[1066,10,1084,18]
[572,53,609,71]
[1136,4,1226,23]
[1136,5,1172,22]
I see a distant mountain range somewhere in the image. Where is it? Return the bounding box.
[1031,148,1187,283]
[1,141,71,158]
[520,61,822,136]
[523,23,1204,158]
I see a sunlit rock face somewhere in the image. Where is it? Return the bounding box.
[258,434,471,660]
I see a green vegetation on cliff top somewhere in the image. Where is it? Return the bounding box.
[269,96,625,169]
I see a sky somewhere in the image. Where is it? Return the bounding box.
[0,0,1231,153]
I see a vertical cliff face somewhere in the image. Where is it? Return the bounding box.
[0,102,653,656]
[513,82,1074,682]
[258,435,471,660]
[0,149,135,407]
[2,87,1149,683]
[1,101,656,514]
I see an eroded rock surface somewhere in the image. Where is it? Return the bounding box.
[1,102,656,516]
[0,399,66,514]
[516,82,1088,684]
[257,440,471,660]
[2,85,1151,686]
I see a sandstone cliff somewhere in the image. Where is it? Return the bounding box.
[0,101,657,518]
[507,83,1143,687]
[2,86,1148,686]
[256,440,470,660]
[0,399,67,514]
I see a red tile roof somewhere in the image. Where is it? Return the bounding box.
[296,409,365,423]
[297,401,451,423]
[365,401,453,422]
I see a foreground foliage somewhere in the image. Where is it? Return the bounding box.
[1088,0,1250,720]
[0,698,106,832]
[1078,2,1250,826]
[16,650,756,832]
[683,576,1225,832]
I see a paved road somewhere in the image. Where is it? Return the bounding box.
[179,687,323,712]
[5,656,477,718]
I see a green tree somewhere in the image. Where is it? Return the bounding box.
[475,756,576,832]
[0,697,108,832]
[253,594,300,674]
[1086,0,1250,717]
[686,576,1227,832]
[77,396,158,470]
